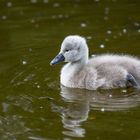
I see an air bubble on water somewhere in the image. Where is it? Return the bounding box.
[31,0,37,4]
[31,19,35,23]
[2,15,7,20]
[24,78,28,82]
[104,16,109,20]
[109,94,112,98]
[134,22,140,27]
[99,44,105,48]
[105,38,109,42]
[52,15,57,19]
[94,0,100,2]
[92,97,96,100]
[123,28,127,33]
[122,89,127,93]
[104,7,110,15]
[17,82,21,86]
[53,3,60,7]
[87,36,92,40]
[29,48,32,52]
[7,2,12,7]
[101,108,105,112]
[58,14,63,19]
[81,23,87,28]
[35,82,38,85]
[91,54,96,57]
[22,61,27,65]
[107,30,112,34]
[43,0,49,4]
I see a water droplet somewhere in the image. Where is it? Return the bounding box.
[52,15,57,19]
[2,15,7,20]
[109,94,112,98]
[17,82,21,86]
[31,19,35,23]
[31,0,37,4]
[91,54,96,57]
[122,89,127,93]
[7,2,12,7]
[37,85,40,88]
[53,3,60,7]
[107,30,112,34]
[43,0,49,4]
[24,78,28,82]
[22,61,27,65]
[99,44,105,48]
[87,36,92,40]
[123,28,127,33]
[81,23,87,27]
[101,108,105,112]
[29,48,32,52]
[134,22,140,27]
[105,38,109,42]
[138,29,140,33]
[94,0,100,2]
[104,7,110,15]
[104,16,109,20]
[58,14,63,18]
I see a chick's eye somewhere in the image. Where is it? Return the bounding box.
[65,49,69,52]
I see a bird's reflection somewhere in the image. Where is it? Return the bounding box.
[60,86,140,137]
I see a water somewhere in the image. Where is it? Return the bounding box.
[0,0,140,139]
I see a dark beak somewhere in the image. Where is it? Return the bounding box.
[50,53,65,65]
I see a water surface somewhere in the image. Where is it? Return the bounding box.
[0,0,140,139]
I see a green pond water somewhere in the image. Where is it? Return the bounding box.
[0,0,140,139]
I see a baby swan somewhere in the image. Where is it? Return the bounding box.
[50,35,140,90]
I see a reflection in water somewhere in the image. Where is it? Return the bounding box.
[62,100,88,137]
[60,86,140,138]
